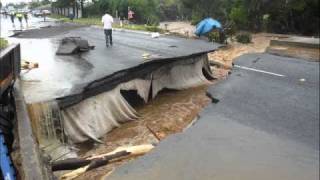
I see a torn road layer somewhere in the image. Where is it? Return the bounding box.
[17,25,220,162]
[29,53,214,145]
[18,26,221,104]
[57,52,214,109]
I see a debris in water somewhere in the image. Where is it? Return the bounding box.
[142,53,151,60]
[151,32,160,38]
[59,144,154,180]
[56,37,95,55]
[21,60,39,70]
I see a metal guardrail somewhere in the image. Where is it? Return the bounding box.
[0,44,21,96]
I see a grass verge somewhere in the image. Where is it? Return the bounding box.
[49,14,162,32]
[0,38,8,49]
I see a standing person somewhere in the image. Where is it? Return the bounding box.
[101,11,114,47]
[128,9,134,24]
[24,13,28,27]
[16,13,23,29]
[9,12,15,28]
[69,12,74,22]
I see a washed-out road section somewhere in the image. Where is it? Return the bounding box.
[9,23,220,104]
[108,53,319,180]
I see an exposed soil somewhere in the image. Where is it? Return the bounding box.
[266,45,320,61]
[71,85,212,180]
[208,33,277,66]
[159,21,196,38]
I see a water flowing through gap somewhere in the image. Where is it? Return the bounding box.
[25,52,219,171]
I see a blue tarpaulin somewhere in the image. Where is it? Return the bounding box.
[195,18,222,36]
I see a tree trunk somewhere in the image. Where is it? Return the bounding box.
[73,0,76,18]
[80,0,85,18]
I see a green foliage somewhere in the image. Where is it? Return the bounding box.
[229,5,247,29]
[207,31,220,42]
[190,9,203,25]
[207,30,227,43]
[128,0,160,25]
[236,32,252,44]
[145,25,161,32]
[0,38,8,49]
[82,0,160,25]
[224,20,237,38]
[49,15,162,32]
[52,0,319,35]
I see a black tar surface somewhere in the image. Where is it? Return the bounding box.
[17,25,220,103]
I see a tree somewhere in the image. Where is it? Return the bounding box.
[229,0,248,29]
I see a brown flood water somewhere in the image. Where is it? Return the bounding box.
[71,85,212,180]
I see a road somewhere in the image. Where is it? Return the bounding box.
[108,53,319,180]
[1,16,220,103]
[0,14,56,37]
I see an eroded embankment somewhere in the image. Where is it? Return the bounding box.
[26,52,215,168]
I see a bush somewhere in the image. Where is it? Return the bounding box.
[236,32,252,44]
[207,30,227,44]
[0,38,8,49]
[207,31,220,42]
[146,15,160,26]
[145,26,161,32]
[224,21,237,40]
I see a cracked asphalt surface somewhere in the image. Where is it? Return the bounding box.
[10,24,220,103]
[108,53,319,180]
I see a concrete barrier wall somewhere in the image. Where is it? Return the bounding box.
[14,81,53,180]
[0,44,20,96]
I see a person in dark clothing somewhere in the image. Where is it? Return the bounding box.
[24,13,28,26]
[69,13,74,22]
[9,13,15,27]
[16,13,23,28]
[104,29,112,47]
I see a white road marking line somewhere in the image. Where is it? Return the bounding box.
[234,65,286,77]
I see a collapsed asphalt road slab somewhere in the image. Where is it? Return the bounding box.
[107,53,319,180]
[56,37,95,55]
[16,25,221,103]
[11,24,221,164]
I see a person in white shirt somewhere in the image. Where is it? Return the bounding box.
[101,12,114,47]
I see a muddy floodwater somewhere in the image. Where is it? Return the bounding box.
[71,85,212,180]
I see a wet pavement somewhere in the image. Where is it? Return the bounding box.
[108,53,319,180]
[0,14,57,37]
[2,16,220,103]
